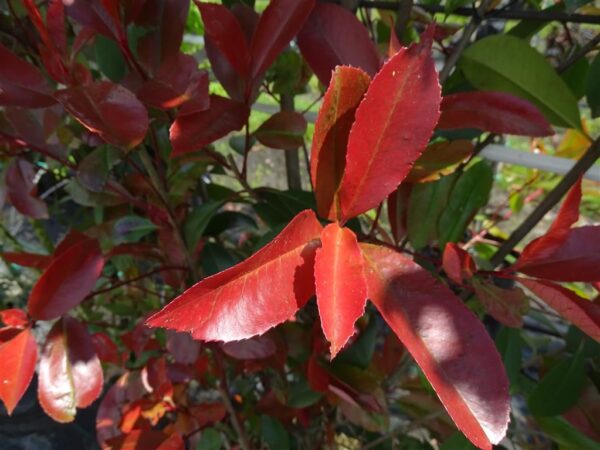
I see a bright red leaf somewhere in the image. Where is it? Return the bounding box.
[297,3,380,85]
[0,327,37,415]
[361,244,510,449]
[315,223,367,358]
[310,66,371,220]
[170,95,249,156]
[438,91,554,137]
[55,81,149,149]
[338,28,441,221]
[91,332,122,365]
[0,309,29,328]
[443,243,475,285]
[5,158,48,219]
[255,111,307,150]
[147,209,323,341]
[38,317,103,423]
[27,235,104,320]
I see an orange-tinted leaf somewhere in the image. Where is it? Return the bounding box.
[38,317,103,422]
[0,327,37,414]
[249,0,315,79]
[472,278,529,328]
[0,309,29,328]
[438,91,554,137]
[406,140,473,183]
[518,278,600,342]
[315,223,367,357]
[310,66,370,220]
[170,95,249,156]
[297,3,380,86]
[28,236,104,320]
[255,111,307,150]
[0,43,56,108]
[5,158,48,219]
[147,210,323,341]
[361,244,510,449]
[55,81,149,149]
[2,251,51,269]
[105,430,185,450]
[338,29,441,220]
[442,243,475,285]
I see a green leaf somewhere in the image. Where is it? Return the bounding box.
[336,316,378,370]
[94,36,126,82]
[205,211,258,236]
[586,53,600,118]
[536,416,600,450]
[183,201,223,248]
[438,161,493,248]
[287,378,322,408]
[114,215,157,243]
[261,415,290,450]
[561,57,589,100]
[196,428,223,450]
[495,327,523,387]
[528,344,586,416]
[440,433,477,450]
[201,242,240,276]
[407,173,458,250]
[254,188,315,227]
[459,35,581,129]
[77,146,121,192]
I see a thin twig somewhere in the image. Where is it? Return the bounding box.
[557,32,600,73]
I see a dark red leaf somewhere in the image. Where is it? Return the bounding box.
[47,0,67,56]
[361,243,510,449]
[166,330,201,364]
[472,278,529,328]
[187,402,227,429]
[28,236,104,320]
[255,111,307,150]
[221,334,277,360]
[438,91,554,137]
[0,327,37,415]
[38,317,103,422]
[0,309,29,328]
[105,430,185,450]
[338,28,441,220]
[297,3,380,86]
[0,42,56,108]
[310,66,370,220]
[5,158,48,219]
[315,223,367,357]
[387,184,412,244]
[443,243,475,285]
[1,251,52,270]
[55,81,149,149]
[307,354,330,392]
[517,278,600,342]
[249,0,315,79]
[147,209,322,341]
[170,95,249,156]
[91,332,121,365]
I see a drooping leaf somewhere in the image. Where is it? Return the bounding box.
[360,244,510,449]
[442,243,475,285]
[1,251,51,270]
[459,35,580,129]
[5,159,48,219]
[472,278,529,328]
[170,95,249,156]
[438,91,554,137]
[297,3,380,86]
[586,53,600,118]
[406,139,473,183]
[310,66,370,220]
[314,223,367,358]
[338,29,441,220]
[38,317,103,423]
[55,81,149,149]
[517,278,600,342]
[0,328,37,415]
[255,111,307,150]
[27,236,104,320]
[147,210,323,341]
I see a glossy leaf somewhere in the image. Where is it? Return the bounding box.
[38,317,103,423]
[459,35,580,129]
[0,43,56,108]
[28,236,104,320]
[170,95,249,156]
[360,244,510,449]
[255,111,307,150]
[249,0,315,79]
[442,243,475,285]
[147,210,323,341]
[310,66,370,220]
[55,81,149,149]
[406,139,473,183]
[315,223,367,358]
[438,91,554,136]
[517,278,600,342]
[297,3,380,85]
[472,278,529,328]
[5,158,48,219]
[338,30,441,220]
[0,327,37,415]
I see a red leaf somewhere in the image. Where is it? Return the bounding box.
[315,223,367,357]
[170,95,249,156]
[5,158,48,219]
[361,244,510,449]
[221,334,277,360]
[0,327,37,414]
[55,81,149,149]
[187,402,227,429]
[255,111,307,150]
[47,0,67,56]
[28,236,104,320]
[297,3,380,86]
[147,210,323,341]
[2,251,52,270]
[0,42,56,108]
[307,354,330,392]
[438,91,554,137]
[387,184,412,244]
[310,66,370,220]
[443,243,475,285]
[0,309,29,328]
[196,2,250,76]
[338,29,441,220]
[518,278,600,342]
[91,332,122,365]
[472,278,529,328]
[38,317,103,423]
[249,0,315,79]
[105,430,185,450]
[406,139,473,183]
[166,330,201,364]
